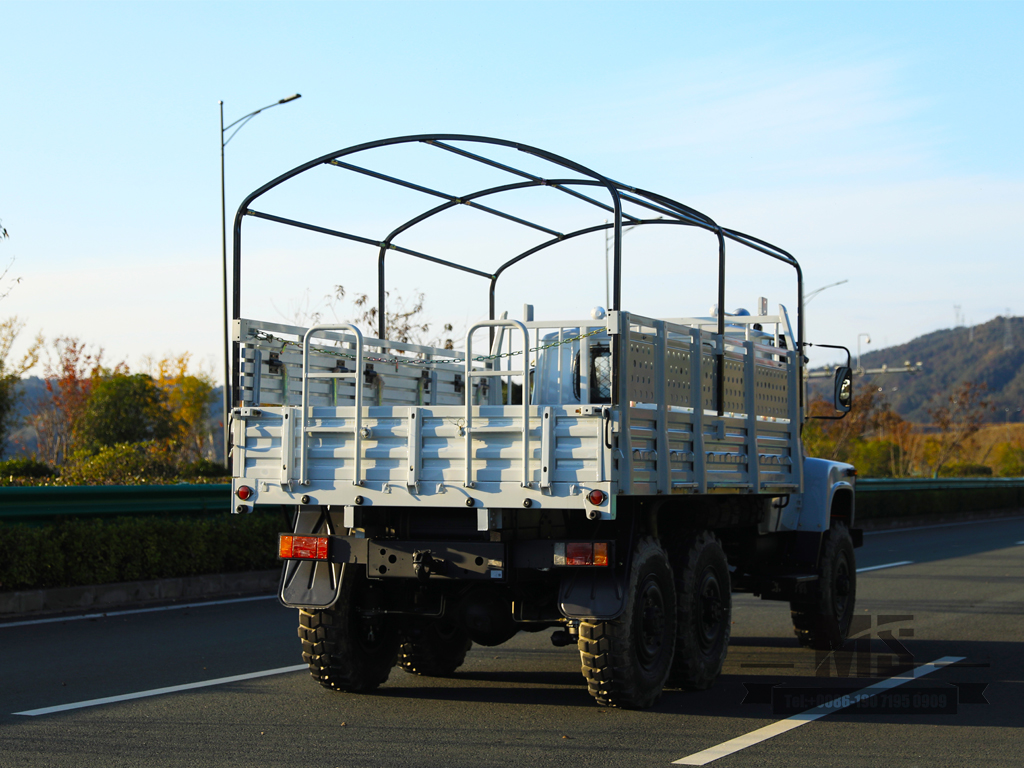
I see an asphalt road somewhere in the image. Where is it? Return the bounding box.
[1,516,1021,768]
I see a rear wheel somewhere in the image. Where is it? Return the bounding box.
[298,567,399,692]
[398,618,473,677]
[791,523,856,650]
[668,530,731,690]
[578,537,677,709]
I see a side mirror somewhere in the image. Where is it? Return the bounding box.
[834,366,853,413]
[808,343,852,421]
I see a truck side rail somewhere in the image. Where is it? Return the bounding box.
[300,324,365,487]
[465,320,531,488]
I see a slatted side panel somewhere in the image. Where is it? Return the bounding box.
[544,411,604,485]
[666,411,697,490]
[627,410,657,495]
[754,422,797,489]
[627,409,702,494]
[237,409,293,479]
[237,406,603,488]
[702,416,752,489]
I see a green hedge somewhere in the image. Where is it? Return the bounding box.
[0,507,290,592]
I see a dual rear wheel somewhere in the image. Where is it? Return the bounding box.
[578,532,732,709]
[299,568,471,693]
[296,532,735,707]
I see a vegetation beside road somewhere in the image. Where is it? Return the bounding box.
[804,382,1024,478]
[0,505,288,591]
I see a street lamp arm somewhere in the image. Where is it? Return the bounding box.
[805,278,848,304]
[223,94,302,144]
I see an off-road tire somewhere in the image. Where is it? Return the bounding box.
[790,523,857,650]
[398,618,473,677]
[668,530,731,690]
[578,536,677,709]
[298,569,399,692]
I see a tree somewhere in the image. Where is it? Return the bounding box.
[345,287,455,349]
[0,317,42,456]
[924,381,992,478]
[873,399,923,478]
[802,387,881,463]
[280,285,455,350]
[32,338,107,465]
[993,441,1024,477]
[77,373,176,453]
[801,386,929,477]
[0,218,22,302]
[148,353,216,462]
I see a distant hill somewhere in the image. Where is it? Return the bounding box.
[812,315,1024,424]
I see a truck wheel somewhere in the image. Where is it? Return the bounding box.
[398,618,473,677]
[668,531,731,690]
[298,570,398,692]
[578,536,677,709]
[791,523,857,650]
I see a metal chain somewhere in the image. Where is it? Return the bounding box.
[250,327,604,368]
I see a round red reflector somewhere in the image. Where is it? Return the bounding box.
[236,485,253,501]
[587,489,606,506]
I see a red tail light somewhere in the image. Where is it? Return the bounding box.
[587,489,607,506]
[554,542,610,567]
[236,485,254,501]
[279,535,329,560]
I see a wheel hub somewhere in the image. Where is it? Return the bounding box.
[697,568,723,652]
[836,574,851,597]
[636,577,667,667]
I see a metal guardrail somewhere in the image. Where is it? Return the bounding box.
[856,477,1024,521]
[0,484,233,525]
[858,477,1024,492]
[0,479,1020,527]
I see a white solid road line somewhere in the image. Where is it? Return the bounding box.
[671,656,965,766]
[13,664,308,716]
[0,594,277,629]
[856,560,914,573]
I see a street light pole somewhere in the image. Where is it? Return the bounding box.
[857,333,871,373]
[219,94,301,467]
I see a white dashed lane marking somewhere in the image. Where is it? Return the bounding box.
[672,656,965,765]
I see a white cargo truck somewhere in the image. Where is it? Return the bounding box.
[229,135,859,708]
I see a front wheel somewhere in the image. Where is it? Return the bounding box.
[578,537,677,709]
[298,566,399,692]
[791,523,857,650]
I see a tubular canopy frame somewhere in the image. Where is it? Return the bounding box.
[231,134,805,413]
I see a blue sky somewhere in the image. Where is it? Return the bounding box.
[1,1,1022,380]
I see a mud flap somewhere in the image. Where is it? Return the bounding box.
[278,506,348,609]
[558,569,628,621]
